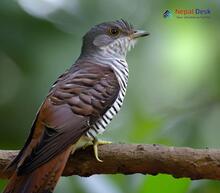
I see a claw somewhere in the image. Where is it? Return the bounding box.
[93,138,112,162]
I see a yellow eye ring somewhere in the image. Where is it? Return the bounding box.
[109,28,120,36]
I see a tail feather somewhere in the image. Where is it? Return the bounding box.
[3,147,72,193]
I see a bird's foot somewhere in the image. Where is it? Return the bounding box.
[71,136,93,154]
[82,141,93,150]
[93,138,112,162]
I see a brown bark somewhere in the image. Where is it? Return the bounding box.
[0,144,220,180]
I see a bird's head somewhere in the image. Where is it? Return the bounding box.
[81,19,149,59]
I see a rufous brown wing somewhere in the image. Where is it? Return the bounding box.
[3,62,120,193]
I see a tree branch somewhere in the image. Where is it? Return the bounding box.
[1,144,220,180]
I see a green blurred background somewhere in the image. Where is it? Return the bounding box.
[0,0,220,192]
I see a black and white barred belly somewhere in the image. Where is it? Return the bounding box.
[86,59,129,139]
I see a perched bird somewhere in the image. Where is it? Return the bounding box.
[3,19,149,193]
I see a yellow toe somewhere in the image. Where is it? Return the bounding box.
[93,139,112,162]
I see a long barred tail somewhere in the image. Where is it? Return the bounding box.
[3,147,72,193]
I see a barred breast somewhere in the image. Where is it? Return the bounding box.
[86,59,129,138]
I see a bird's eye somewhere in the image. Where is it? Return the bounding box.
[109,28,120,36]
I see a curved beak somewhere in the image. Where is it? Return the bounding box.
[132,30,150,39]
